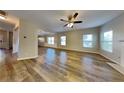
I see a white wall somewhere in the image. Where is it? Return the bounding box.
[44,35,58,48]
[13,29,19,53]
[12,18,20,54]
[18,19,38,60]
[43,28,99,53]
[100,13,124,64]
[56,28,99,53]
[121,42,124,67]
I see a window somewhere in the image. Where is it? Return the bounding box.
[101,30,113,52]
[60,36,66,46]
[83,34,93,48]
[47,37,54,45]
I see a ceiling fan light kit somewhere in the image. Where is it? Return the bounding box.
[67,23,74,28]
[60,12,83,28]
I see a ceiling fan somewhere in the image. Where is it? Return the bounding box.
[60,12,83,28]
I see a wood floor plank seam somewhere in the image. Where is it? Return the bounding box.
[0,47,124,82]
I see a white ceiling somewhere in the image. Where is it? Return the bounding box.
[0,12,19,31]
[6,10,124,33]
[0,20,15,31]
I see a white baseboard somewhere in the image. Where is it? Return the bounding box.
[19,46,124,75]
[17,55,38,61]
[41,46,118,62]
[99,53,118,64]
[99,53,124,75]
[43,46,99,54]
[107,63,124,75]
[65,48,99,54]
[44,46,124,75]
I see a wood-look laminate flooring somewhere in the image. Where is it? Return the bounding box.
[0,47,124,82]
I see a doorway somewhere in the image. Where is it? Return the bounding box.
[0,29,13,50]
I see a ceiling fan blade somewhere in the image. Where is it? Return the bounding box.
[74,21,82,23]
[64,24,68,27]
[73,13,78,19]
[60,19,68,22]
[71,25,73,28]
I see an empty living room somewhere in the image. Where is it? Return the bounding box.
[0,10,124,82]
[1,0,124,93]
